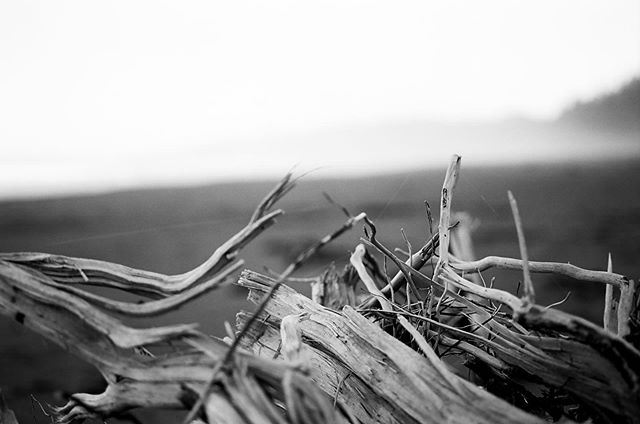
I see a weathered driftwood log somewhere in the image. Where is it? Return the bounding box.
[237,270,544,424]
[0,175,353,424]
[0,262,346,424]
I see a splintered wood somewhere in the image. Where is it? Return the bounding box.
[1,158,638,424]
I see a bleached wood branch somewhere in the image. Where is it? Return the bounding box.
[449,255,628,287]
[359,232,438,309]
[433,154,461,280]
[0,209,282,297]
[604,253,618,332]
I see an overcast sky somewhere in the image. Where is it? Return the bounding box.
[1,1,639,198]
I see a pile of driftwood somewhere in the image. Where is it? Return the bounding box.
[0,156,638,424]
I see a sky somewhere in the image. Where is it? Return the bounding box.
[1,1,639,199]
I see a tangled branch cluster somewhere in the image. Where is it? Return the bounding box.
[0,156,638,424]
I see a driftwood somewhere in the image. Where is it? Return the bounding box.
[1,157,639,423]
[236,270,541,424]
[0,175,347,424]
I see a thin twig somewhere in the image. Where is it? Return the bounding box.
[508,191,535,305]
[322,191,352,218]
[544,291,571,310]
[359,218,422,307]
[250,173,295,223]
[359,232,439,309]
[362,308,509,371]
[333,372,352,407]
[401,228,414,309]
